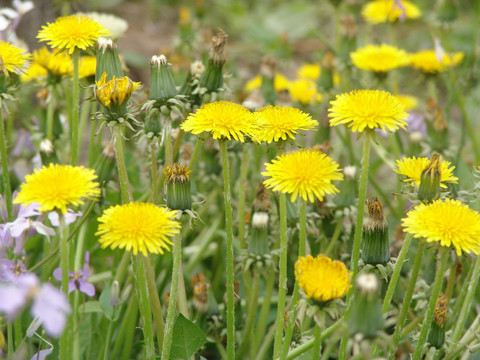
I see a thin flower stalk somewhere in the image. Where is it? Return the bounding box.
[388,240,426,359]
[113,126,131,203]
[312,322,322,359]
[89,101,98,168]
[144,254,165,350]
[187,137,204,171]
[218,138,236,359]
[46,84,55,142]
[412,247,449,359]
[151,143,158,203]
[254,271,275,354]
[71,50,80,165]
[0,109,12,221]
[450,255,480,343]
[59,213,71,360]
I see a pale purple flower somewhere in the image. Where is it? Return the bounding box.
[53,251,95,297]
[0,272,38,319]
[393,0,407,22]
[30,347,53,360]
[48,210,82,227]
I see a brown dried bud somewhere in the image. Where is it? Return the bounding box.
[340,14,357,38]
[191,273,209,313]
[433,294,448,326]
[253,183,271,212]
[211,29,227,65]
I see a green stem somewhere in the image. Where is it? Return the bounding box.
[132,254,155,360]
[144,255,165,350]
[72,224,87,360]
[0,109,12,221]
[237,145,249,249]
[111,295,138,360]
[219,139,236,360]
[444,259,457,303]
[88,102,98,168]
[172,128,185,161]
[161,232,182,360]
[151,143,158,203]
[449,262,474,329]
[103,321,114,360]
[382,233,414,313]
[165,128,173,167]
[254,271,275,353]
[324,220,342,256]
[113,126,131,203]
[280,199,307,359]
[46,84,55,142]
[351,132,371,282]
[177,259,190,318]
[187,137,204,171]
[237,273,261,358]
[273,192,288,359]
[388,240,426,359]
[412,248,449,360]
[286,320,342,359]
[59,214,70,360]
[71,50,80,165]
[450,255,480,343]
[312,322,322,359]
[7,322,13,355]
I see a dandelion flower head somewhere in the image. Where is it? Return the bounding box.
[394,156,458,188]
[295,254,351,302]
[262,149,343,203]
[79,56,97,78]
[351,44,410,72]
[328,89,408,133]
[96,202,181,256]
[244,73,290,93]
[33,46,72,77]
[95,72,141,108]
[253,106,318,143]
[362,0,421,24]
[402,199,480,256]
[409,50,464,74]
[297,63,321,81]
[181,101,256,142]
[37,15,111,54]
[288,79,323,105]
[14,164,100,214]
[395,94,418,111]
[0,40,30,74]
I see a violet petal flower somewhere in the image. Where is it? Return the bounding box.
[31,283,71,338]
[0,273,38,320]
[30,347,53,360]
[48,210,82,227]
[53,251,95,297]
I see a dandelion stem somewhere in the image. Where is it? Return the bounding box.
[113,125,131,203]
[273,191,288,359]
[151,143,158,203]
[144,256,165,350]
[218,138,236,359]
[162,232,182,360]
[388,240,426,359]
[412,247,449,360]
[0,108,12,221]
[312,321,322,359]
[59,213,70,360]
[88,102,97,168]
[450,254,480,343]
[382,233,414,313]
[187,136,204,171]
[132,255,155,360]
[71,50,80,165]
[237,145,249,250]
[46,84,55,142]
[254,270,275,353]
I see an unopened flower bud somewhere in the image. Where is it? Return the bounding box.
[164,163,192,210]
[199,29,227,92]
[95,38,124,82]
[39,139,59,165]
[317,52,335,92]
[362,197,390,265]
[428,294,448,348]
[110,280,120,306]
[348,273,384,338]
[149,55,177,105]
[418,154,442,203]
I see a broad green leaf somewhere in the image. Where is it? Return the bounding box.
[170,314,207,359]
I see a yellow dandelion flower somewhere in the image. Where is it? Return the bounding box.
[297,63,321,81]
[262,149,343,203]
[351,44,410,72]
[295,254,351,302]
[79,56,97,78]
[244,73,290,93]
[96,202,181,256]
[37,15,111,54]
[402,199,480,256]
[253,106,318,144]
[395,94,418,111]
[21,63,47,82]
[181,101,256,142]
[95,72,141,109]
[394,156,458,188]
[13,164,100,214]
[33,46,72,76]
[409,50,464,74]
[362,0,421,24]
[328,89,408,133]
[288,79,323,105]
[0,40,30,74]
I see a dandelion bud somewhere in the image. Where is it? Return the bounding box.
[191,273,209,313]
[95,37,124,82]
[361,197,390,265]
[428,294,448,348]
[348,273,384,338]
[317,52,335,92]
[418,154,442,203]
[199,29,227,92]
[260,56,277,105]
[95,72,140,116]
[249,184,271,255]
[110,280,120,307]
[39,139,59,165]
[149,55,177,105]
[164,163,192,210]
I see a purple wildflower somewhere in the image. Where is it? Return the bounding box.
[53,251,95,297]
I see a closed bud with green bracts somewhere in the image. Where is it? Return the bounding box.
[199,29,227,92]
[149,55,177,105]
[110,280,120,307]
[418,153,442,203]
[348,273,384,338]
[95,37,124,82]
[317,52,335,92]
[260,56,277,105]
[164,163,192,210]
[428,294,447,348]
[249,183,271,255]
[39,140,59,166]
[362,197,390,265]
